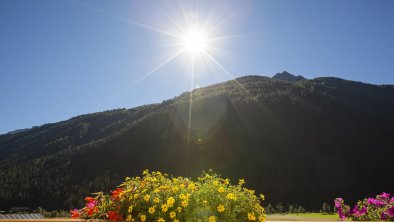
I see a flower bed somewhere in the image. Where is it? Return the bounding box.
[71,170,266,222]
[335,192,394,221]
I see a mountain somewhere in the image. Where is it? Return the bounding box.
[1,73,394,211]
[272,71,306,82]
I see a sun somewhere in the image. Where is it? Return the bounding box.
[181,31,208,54]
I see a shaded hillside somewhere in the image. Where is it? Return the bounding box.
[1,73,394,211]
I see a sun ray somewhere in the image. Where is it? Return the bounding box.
[178,2,193,34]
[186,53,196,166]
[206,33,248,42]
[202,50,253,97]
[73,0,183,39]
[127,48,186,90]
[202,51,234,79]
[162,11,189,38]
[204,8,241,36]
[76,0,244,114]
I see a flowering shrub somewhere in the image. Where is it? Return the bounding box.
[335,192,394,221]
[70,170,266,222]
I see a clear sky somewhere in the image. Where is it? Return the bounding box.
[1,0,394,134]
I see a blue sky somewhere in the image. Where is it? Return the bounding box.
[1,0,394,134]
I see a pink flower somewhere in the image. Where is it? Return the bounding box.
[87,201,97,208]
[381,212,387,220]
[335,198,343,208]
[367,198,376,205]
[387,206,394,217]
[380,192,390,199]
[352,205,367,217]
[368,198,384,207]
[338,209,346,220]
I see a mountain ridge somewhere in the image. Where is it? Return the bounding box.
[272,71,306,82]
[2,73,392,137]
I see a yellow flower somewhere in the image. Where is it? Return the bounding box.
[161,204,169,212]
[226,193,236,200]
[126,215,132,222]
[217,204,225,212]
[128,205,133,213]
[167,197,175,207]
[238,179,246,186]
[169,211,176,219]
[174,220,179,222]
[188,183,196,190]
[259,215,266,222]
[134,193,139,199]
[154,197,160,203]
[248,212,256,221]
[157,217,165,222]
[259,194,265,201]
[213,181,219,186]
[172,186,179,193]
[181,200,188,207]
[140,214,146,222]
[224,178,230,185]
[148,206,155,214]
[209,215,216,222]
[179,184,185,189]
[144,194,150,202]
[143,169,149,175]
[177,207,182,213]
[218,187,225,193]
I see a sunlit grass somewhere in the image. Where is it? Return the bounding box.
[267,213,338,221]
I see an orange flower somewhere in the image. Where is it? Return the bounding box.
[70,209,80,219]
[111,188,124,201]
[107,211,122,222]
[84,206,98,216]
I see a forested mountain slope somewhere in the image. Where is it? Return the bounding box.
[1,72,393,210]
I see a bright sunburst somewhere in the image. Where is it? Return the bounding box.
[75,1,237,81]
[74,0,242,157]
[182,31,208,54]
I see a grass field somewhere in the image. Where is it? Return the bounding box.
[267,213,339,221]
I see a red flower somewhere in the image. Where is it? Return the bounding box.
[70,209,80,219]
[83,196,98,216]
[85,196,95,203]
[107,211,122,222]
[111,188,124,201]
[85,206,98,216]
